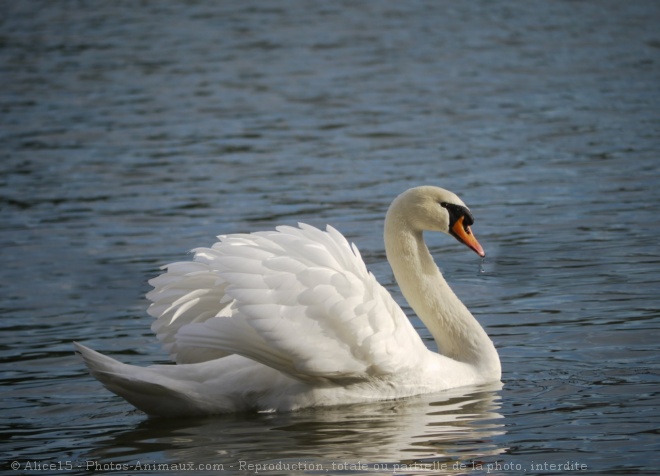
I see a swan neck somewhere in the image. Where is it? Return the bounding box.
[384,212,499,374]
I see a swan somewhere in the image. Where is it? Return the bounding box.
[75,186,501,417]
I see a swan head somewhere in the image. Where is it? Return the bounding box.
[388,186,485,257]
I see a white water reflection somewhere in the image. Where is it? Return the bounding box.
[81,383,504,474]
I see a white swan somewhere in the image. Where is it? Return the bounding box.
[76,186,500,417]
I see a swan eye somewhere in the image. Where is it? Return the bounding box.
[440,202,474,228]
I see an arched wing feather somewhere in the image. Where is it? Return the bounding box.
[147,223,426,383]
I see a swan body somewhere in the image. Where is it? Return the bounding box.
[76,186,500,416]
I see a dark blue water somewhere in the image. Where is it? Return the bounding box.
[2,1,659,474]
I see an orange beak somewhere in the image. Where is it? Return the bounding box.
[451,216,485,257]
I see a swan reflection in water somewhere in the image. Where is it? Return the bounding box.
[85,382,505,470]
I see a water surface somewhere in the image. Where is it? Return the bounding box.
[2,1,659,474]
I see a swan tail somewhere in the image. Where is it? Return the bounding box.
[74,342,221,417]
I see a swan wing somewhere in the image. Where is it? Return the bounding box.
[147,223,426,383]
[147,259,234,363]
